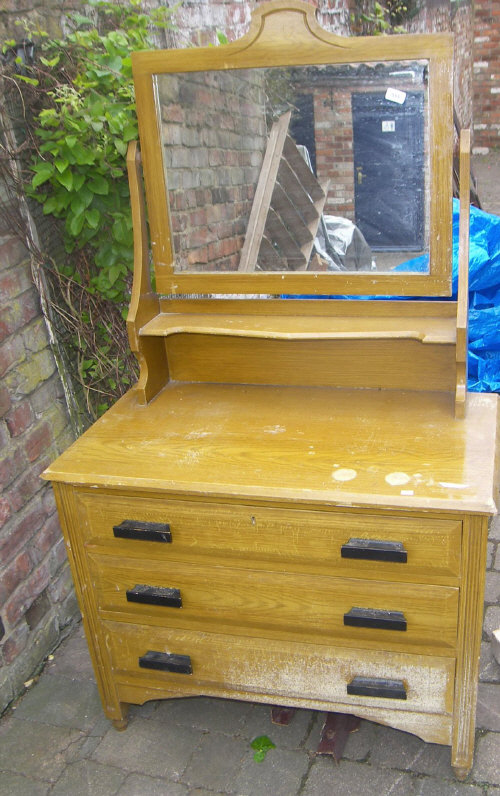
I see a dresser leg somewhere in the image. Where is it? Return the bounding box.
[452,765,470,781]
[111,703,129,731]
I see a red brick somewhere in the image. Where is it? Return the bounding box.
[5,400,33,438]
[0,239,28,272]
[0,499,45,565]
[6,466,45,513]
[0,496,11,527]
[29,514,62,566]
[2,550,33,597]
[0,385,11,417]
[0,446,26,490]
[24,422,52,463]
[4,561,51,626]
[1,622,29,664]
[0,334,25,375]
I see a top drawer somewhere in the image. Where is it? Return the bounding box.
[75,490,461,584]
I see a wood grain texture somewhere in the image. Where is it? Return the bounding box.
[103,620,456,717]
[78,491,462,584]
[52,484,128,723]
[90,554,459,654]
[455,130,471,419]
[451,514,489,777]
[43,383,499,515]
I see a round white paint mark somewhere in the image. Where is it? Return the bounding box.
[332,468,357,482]
[385,471,411,486]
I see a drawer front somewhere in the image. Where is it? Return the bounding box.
[103,620,455,716]
[89,554,459,654]
[77,491,461,583]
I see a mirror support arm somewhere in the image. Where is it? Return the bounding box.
[455,129,471,419]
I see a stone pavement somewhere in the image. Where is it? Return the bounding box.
[0,512,499,795]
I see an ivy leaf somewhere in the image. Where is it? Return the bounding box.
[57,169,74,191]
[31,162,55,188]
[55,158,69,173]
[250,736,276,763]
[68,211,85,236]
[86,208,101,229]
[89,175,109,195]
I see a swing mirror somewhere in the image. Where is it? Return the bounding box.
[132,1,453,296]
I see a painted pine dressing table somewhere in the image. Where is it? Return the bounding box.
[44,1,499,778]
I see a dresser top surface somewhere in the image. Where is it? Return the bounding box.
[45,384,499,514]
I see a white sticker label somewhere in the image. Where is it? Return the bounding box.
[382,120,395,132]
[385,87,406,105]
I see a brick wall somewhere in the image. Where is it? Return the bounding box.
[473,0,500,152]
[0,171,78,713]
[158,69,267,272]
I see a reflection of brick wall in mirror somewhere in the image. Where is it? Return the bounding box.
[157,70,267,272]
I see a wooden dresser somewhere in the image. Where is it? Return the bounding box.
[44,1,499,779]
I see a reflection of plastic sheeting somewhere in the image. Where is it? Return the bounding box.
[316,215,375,272]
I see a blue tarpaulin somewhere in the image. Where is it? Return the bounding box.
[399,199,500,392]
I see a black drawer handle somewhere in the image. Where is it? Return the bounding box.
[126,585,182,608]
[347,676,407,700]
[341,538,407,563]
[139,651,192,674]
[113,520,171,543]
[344,607,407,631]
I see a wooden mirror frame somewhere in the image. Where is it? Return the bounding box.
[132,0,453,297]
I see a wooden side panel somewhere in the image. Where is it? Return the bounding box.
[52,484,127,723]
[166,334,456,392]
[451,514,489,778]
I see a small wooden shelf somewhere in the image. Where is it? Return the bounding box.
[139,312,457,345]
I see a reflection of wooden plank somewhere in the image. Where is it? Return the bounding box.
[266,209,307,269]
[257,236,286,271]
[271,184,313,247]
[239,111,291,272]
[283,136,325,202]
[277,160,318,225]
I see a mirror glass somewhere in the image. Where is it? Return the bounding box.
[155,60,429,275]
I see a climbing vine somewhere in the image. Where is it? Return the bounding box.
[1,0,175,423]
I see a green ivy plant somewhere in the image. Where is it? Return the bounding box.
[351,0,420,35]
[1,0,176,421]
[17,0,175,301]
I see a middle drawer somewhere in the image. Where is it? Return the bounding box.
[88,553,458,655]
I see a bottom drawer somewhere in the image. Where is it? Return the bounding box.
[103,621,455,716]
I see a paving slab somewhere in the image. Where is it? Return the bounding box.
[0,716,83,782]
[477,683,500,731]
[92,717,203,780]
[45,624,96,681]
[49,759,127,796]
[117,774,190,796]
[301,757,417,796]
[480,641,500,683]
[241,702,314,747]
[12,674,102,732]
[414,778,483,795]
[0,772,49,796]
[233,746,310,796]
[180,732,247,791]
[154,695,253,735]
[472,732,500,785]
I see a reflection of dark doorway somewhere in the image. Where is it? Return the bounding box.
[290,93,316,174]
[352,92,425,250]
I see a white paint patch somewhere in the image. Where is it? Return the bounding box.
[385,472,411,486]
[263,425,286,434]
[332,468,357,482]
[438,482,468,490]
[400,489,414,496]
